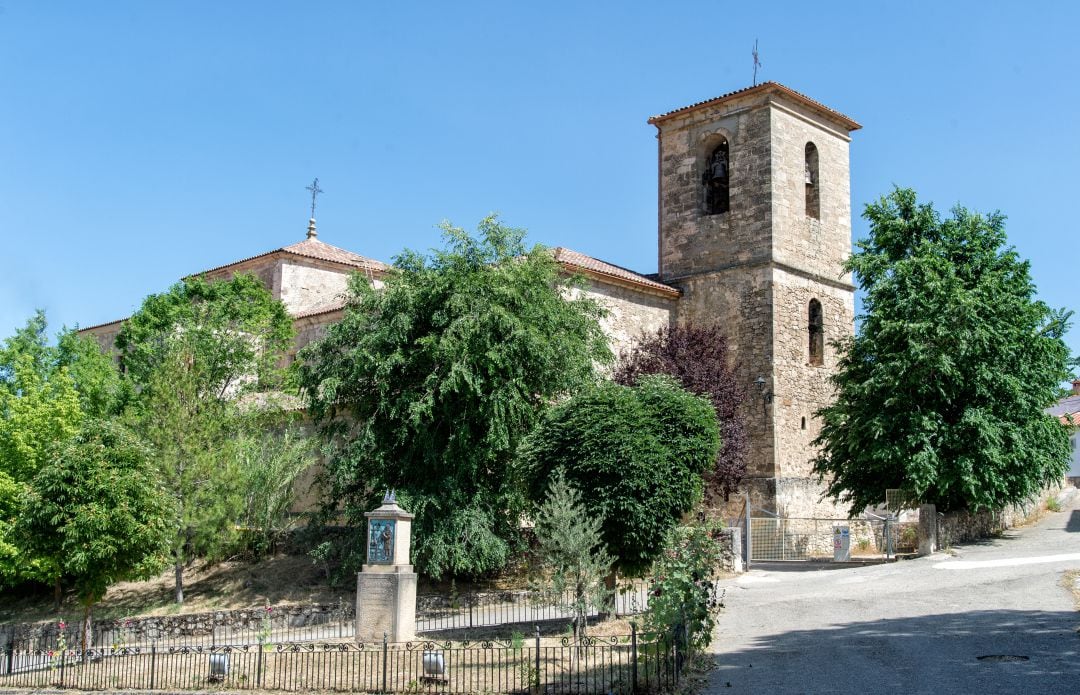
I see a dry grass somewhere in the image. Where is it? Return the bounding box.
[1061,569,1080,611]
[0,554,341,624]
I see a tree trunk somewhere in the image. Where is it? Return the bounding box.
[174,558,184,605]
[53,576,62,611]
[80,602,92,654]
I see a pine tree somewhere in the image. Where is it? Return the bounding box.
[532,471,612,641]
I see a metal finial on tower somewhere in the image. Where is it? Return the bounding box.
[306,178,323,219]
[305,178,323,238]
[752,39,762,86]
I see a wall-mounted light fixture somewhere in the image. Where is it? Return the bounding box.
[754,376,773,416]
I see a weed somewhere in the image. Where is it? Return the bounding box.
[1046,497,1062,513]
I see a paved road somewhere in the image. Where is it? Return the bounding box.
[708,493,1080,694]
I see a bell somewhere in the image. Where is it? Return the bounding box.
[805,164,814,185]
[710,160,728,182]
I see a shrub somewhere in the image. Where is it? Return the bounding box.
[520,375,719,576]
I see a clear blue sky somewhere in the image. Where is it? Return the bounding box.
[1,1,1078,361]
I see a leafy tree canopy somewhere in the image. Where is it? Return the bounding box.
[615,322,748,502]
[520,375,720,576]
[118,273,295,603]
[19,420,173,643]
[300,216,611,579]
[0,311,119,589]
[116,274,293,398]
[813,188,1074,514]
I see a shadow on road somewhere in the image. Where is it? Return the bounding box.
[712,609,1080,693]
[747,561,886,573]
[1066,510,1080,533]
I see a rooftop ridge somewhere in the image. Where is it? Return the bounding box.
[648,81,861,131]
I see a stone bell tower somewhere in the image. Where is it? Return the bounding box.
[649,82,861,518]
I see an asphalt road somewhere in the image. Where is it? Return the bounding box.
[708,492,1080,694]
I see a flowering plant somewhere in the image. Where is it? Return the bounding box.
[257,605,273,644]
[645,521,726,653]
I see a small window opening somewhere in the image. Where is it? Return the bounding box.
[804,142,820,220]
[703,139,730,215]
[801,416,807,430]
[808,299,824,366]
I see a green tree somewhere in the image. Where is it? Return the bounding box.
[520,375,720,576]
[813,188,1074,515]
[236,421,317,557]
[116,274,293,394]
[0,312,115,591]
[615,322,748,502]
[118,274,295,603]
[0,313,84,482]
[19,420,173,650]
[300,216,610,579]
[531,470,612,641]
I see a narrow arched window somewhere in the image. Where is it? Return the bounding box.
[804,142,820,220]
[808,299,824,366]
[703,139,730,215]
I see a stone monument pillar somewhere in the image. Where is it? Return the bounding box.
[355,492,417,643]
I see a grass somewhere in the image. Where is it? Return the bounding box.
[1061,569,1080,612]
[0,553,344,625]
[1046,497,1063,513]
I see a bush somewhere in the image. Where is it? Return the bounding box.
[645,522,727,654]
[520,375,719,576]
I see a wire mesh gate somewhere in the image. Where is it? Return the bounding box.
[748,514,894,562]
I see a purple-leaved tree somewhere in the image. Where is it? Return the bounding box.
[614,323,748,502]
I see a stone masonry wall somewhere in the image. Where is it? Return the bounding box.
[767,104,855,518]
[657,98,773,282]
[2,604,353,647]
[675,266,774,488]
[771,267,854,518]
[655,88,857,519]
[655,93,777,515]
[575,281,677,363]
[937,481,1068,547]
[278,260,353,316]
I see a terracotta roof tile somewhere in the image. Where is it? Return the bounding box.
[648,81,861,131]
[552,247,680,297]
[294,300,348,320]
[78,318,126,333]
[189,237,389,279]
[1049,394,1080,423]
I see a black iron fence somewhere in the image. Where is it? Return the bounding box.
[417,584,651,633]
[4,584,652,652]
[0,627,682,694]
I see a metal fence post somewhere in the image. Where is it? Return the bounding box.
[885,517,893,559]
[381,632,388,693]
[630,622,638,694]
[5,638,13,676]
[59,648,66,687]
[534,625,541,694]
[256,643,263,688]
[744,493,752,570]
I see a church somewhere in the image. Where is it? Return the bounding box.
[80,82,861,520]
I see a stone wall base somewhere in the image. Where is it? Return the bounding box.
[355,570,416,643]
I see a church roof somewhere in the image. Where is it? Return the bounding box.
[190,237,389,279]
[1048,393,1080,426]
[648,81,862,131]
[552,247,681,297]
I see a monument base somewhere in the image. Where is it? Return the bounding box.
[356,566,417,643]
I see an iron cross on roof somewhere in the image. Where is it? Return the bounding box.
[306,178,324,219]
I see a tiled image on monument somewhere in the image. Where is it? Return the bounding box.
[368,519,395,564]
